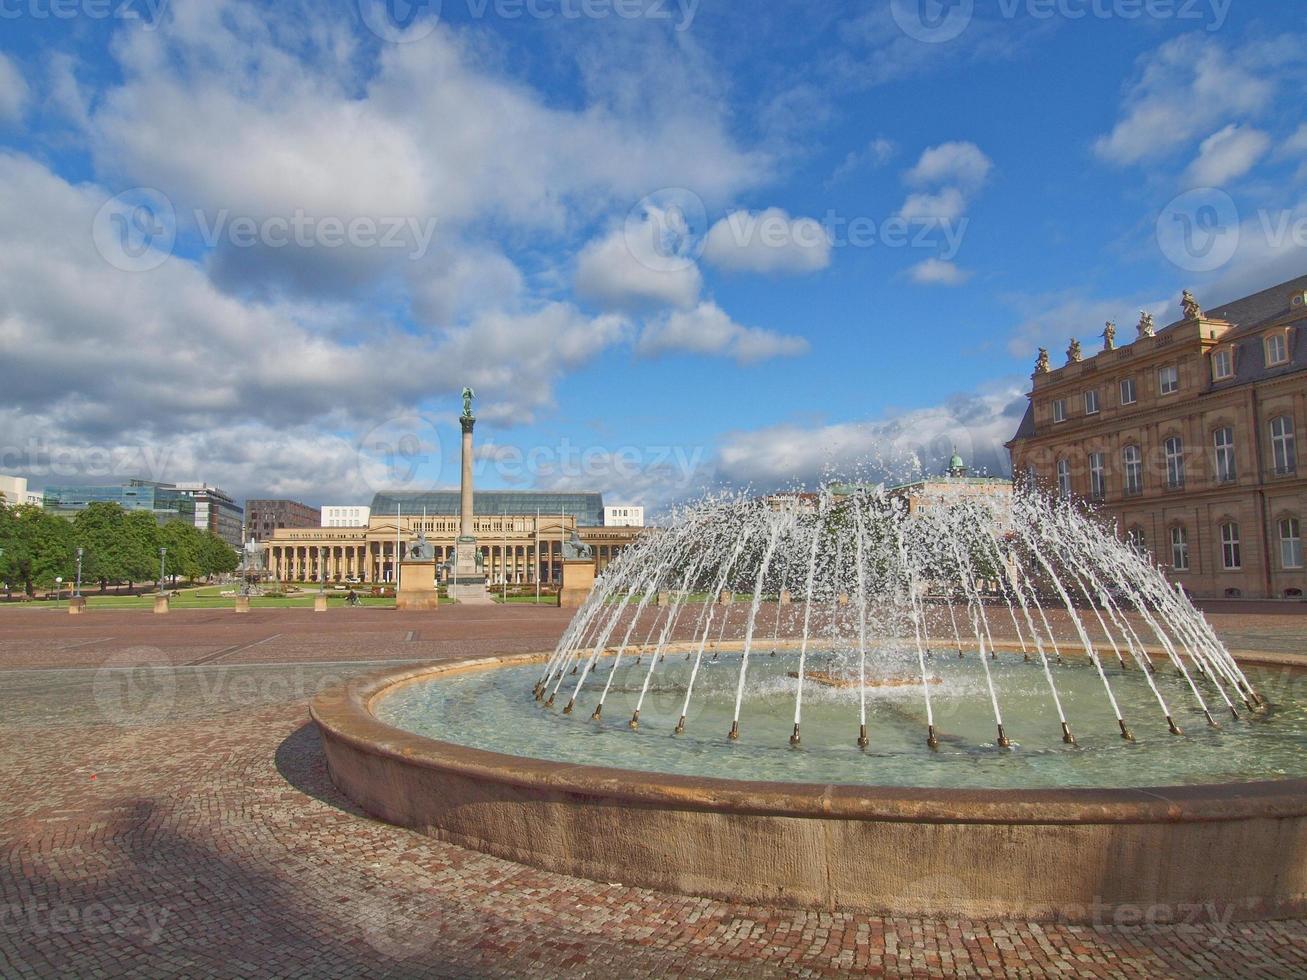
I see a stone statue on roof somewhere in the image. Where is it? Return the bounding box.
[1137,311,1155,338]
[1181,290,1203,321]
[1066,338,1083,364]
[1034,348,1050,375]
[1102,321,1116,351]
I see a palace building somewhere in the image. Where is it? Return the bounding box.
[1007,274,1307,599]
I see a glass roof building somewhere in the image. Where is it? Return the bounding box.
[42,480,197,525]
[369,491,605,526]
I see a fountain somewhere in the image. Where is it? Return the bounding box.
[313,486,1307,920]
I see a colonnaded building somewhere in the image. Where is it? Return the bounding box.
[1008,274,1307,600]
[263,490,645,585]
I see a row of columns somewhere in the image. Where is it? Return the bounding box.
[265,541,630,585]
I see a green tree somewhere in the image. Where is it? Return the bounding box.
[199,533,239,578]
[160,520,204,584]
[121,510,162,588]
[72,502,130,591]
[1,505,75,595]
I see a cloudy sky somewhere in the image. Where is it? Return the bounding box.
[0,0,1304,513]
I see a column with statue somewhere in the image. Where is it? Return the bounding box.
[447,387,491,603]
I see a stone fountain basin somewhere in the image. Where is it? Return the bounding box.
[311,650,1307,922]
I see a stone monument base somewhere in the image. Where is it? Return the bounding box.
[558,559,596,609]
[153,594,170,615]
[234,595,251,614]
[314,593,329,613]
[68,597,86,615]
[397,561,440,611]
[448,538,491,604]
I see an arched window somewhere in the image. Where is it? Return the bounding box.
[1170,525,1189,571]
[1279,517,1303,570]
[1220,522,1242,570]
[1271,416,1297,474]
[1123,445,1143,495]
[1056,458,1072,499]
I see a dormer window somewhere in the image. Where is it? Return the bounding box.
[1266,332,1289,367]
[1211,348,1233,381]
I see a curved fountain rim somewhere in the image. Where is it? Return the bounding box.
[310,650,1307,826]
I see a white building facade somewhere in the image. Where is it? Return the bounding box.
[603,505,645,527]
[322,505,371,528]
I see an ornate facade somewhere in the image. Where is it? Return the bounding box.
[1008,275,1307,599]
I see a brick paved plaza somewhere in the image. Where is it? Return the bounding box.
[3,604,1307,978]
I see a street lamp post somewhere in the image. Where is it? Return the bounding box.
[55,577,62,602]
[158,547,167,595]
[319,546,327,594]
[75,547,84,599]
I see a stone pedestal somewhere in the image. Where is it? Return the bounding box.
[68,597,86,615]
[838,593,850,606]
[655,590,671,606]
[397,561,441,611]
[447,538,490,604]
[718,591,735,605]
[234,595,251,614]
[779,589,792,606]
[558,559,596,609]
[314,593,329,613]
[153,594,170,615]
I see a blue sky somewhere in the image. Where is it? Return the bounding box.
[0,0,1304,512]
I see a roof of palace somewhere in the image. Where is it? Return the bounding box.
[369,491,605,525]
[1010,271,1307,444]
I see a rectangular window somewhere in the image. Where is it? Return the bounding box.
[1158,365,1179,395]
[1123,445,1143,495]
[1088,452,1105,500]
[1052,399,1066,423]
[1119,378,1136,405]
[1084,389,1100,415]
[1165,436,1185,489]
[1272,416,1297,475]
[1266,333,1289,366]
[1280,518,1303,570]
[1213,427,1236,483]
[1056,458,1072,499]
[1211,349,1233,380]
[1171,526,1189,571]
[1221,522,1242,570]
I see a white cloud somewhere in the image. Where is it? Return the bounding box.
[408,246,526,326]
[905,141,992,190]
[829,136,896,183]
[908,258,972,287]
[702,208,831,275]
[1093,35,1281,166]
[575,214,703,312]
[897,187,967,223]
[715,386,1026,490]
[1284,124,1307,158]
[637,302,808,364]
[0,54,29,123]
[1184,124,1271,187]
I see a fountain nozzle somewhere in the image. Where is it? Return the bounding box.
[857,724,869,749]
[628,710,640,730]
[1204,710,1219,728]
[789,724,801,746]
[728,721,740,741]
[926,725,939,751]
[591,704,602,721]
[563,699,575,715]
[1060,722,1076,746]
[1167,716,1183,736]
[545,693,555,707]
[1118,720,1135,742]
[996,724,1012,749]
[674,715,685,735]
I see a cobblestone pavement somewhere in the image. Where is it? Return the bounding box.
[2,606,1307,978]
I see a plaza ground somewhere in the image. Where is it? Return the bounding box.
[2,604,1307,977]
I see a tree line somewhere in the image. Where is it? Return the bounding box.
[0,497,239,595]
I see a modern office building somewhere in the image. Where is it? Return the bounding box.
[321,506,371,528]
[244,499,322,543]
[1007,274,1307,599]
[603,505,645,527]
[173,483,244,549]
[263,490,642,585]
[41,480,197,525]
